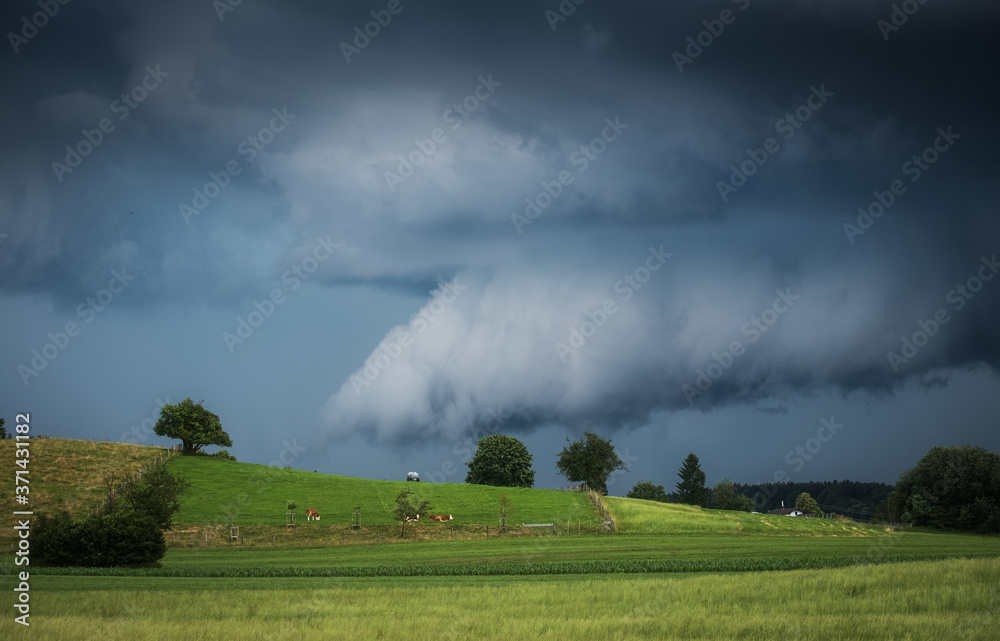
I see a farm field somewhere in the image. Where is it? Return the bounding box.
[5,557,999,640]
[160,529,1000,571]
[3,438,999,638]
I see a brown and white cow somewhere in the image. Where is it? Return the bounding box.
[403,515,420,523]
[428,514,452,522]
[305,508,320,521]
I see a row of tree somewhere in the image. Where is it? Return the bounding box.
[465,432,629,495]
[626,453,755,511]
[733,480,892,517]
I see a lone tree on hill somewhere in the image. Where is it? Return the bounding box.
[394,487,432,537]
[153,398,232,455]
[466,434,535,488]
[795,492,822,516]
[556,432,628,495]
[675,453,708,507]
[627,481,670,503]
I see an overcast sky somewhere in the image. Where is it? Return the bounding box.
[2,0,998,495]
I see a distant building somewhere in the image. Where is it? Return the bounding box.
[768,501,804,516]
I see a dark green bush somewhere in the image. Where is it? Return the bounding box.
[35,510,165,567]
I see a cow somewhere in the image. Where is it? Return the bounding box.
[428,515,453,522]
[305,508,320,521]
[403,515,420,523]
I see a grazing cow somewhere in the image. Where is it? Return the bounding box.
[428,515,452,522]
[305,508,320,521]
[403,515,420,523]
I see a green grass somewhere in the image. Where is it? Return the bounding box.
[604,495,889,536]
[164,455,598,529]
[24,527,999,577]
[4,438,999,639]
[6,558,999,640]
[166,529,1000,567]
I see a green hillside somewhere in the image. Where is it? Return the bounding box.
[604,496,888,536]
[2,438,898,551]
[165,455,598,528]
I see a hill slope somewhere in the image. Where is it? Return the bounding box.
[0,437,171,547]
[165,455,598,528]
[2,438,893,548]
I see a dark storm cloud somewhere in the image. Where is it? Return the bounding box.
[2,1,998,442]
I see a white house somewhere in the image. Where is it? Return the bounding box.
[768,501,805,516]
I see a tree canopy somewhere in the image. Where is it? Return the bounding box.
[675,453,708,507]
[555,432,628,495]
[733,479,892,517]
[712,478,753,511]
[153,398,232,455]
[627,481,670,502]
[894,445,1000,533]
[465,434,535,488]
[795,492,822,516]
[114,465,190,530]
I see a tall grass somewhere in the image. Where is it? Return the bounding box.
[7,558,998,640]
[604,496,887,536]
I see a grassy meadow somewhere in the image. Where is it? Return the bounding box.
[164,454,598,530]
[4,558,998,640]
[3,438,998,639]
